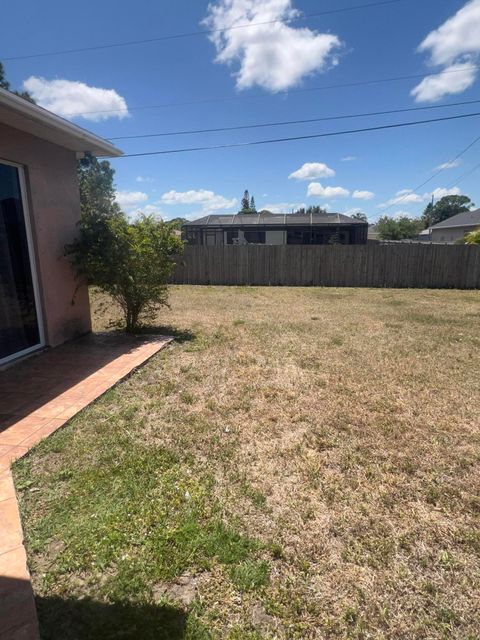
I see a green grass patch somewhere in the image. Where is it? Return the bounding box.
[229,560,270,592]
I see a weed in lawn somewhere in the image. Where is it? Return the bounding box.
[229,560,270,592]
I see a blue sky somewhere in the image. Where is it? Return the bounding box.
[2,0,480,220]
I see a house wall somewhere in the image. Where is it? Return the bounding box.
[431,227,476,244]
[0,122,91,348]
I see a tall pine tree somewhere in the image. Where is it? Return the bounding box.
[240,190,250,212]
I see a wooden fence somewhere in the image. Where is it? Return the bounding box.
[171,245,480,288]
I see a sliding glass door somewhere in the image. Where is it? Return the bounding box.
[0,161,43,365]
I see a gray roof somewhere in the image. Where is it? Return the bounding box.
[183,212,366,227]
[431,208,480,230]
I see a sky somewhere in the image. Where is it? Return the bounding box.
[2,0,480,221]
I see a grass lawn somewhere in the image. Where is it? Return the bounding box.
[14,286,480,639]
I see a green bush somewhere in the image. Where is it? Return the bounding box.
[465,228,480,244]
[67,213,183,332]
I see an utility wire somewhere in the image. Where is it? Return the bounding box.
[380,132,480,213]
[108,99,480,141]
[2,0,410,61]
[64,64,480,118]
[107,111,480,158]
[446,160,480,188]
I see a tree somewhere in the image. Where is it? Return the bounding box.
[465,228,480,244]
[421,201,434,228]
[77,153,121,221]
[422,195,473,228]
[376,215,423,240]
[0,62,9,90]
[294,205,327,215]
[70,153,182,332]
[249,196,256,212]
[351,212,368,222]
[241,190,250,212]
[67,213,183,333]
[166,217,187,230]
[0,61,35,102]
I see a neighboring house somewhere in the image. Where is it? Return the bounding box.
[423,209,480,244]
[367,224,380,241]
[183,211,368,246]
[0,88,122,367]
[417,228,431,242]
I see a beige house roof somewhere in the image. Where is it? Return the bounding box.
[0,87,122,157]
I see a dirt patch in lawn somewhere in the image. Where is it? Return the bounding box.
[15,286,480,639]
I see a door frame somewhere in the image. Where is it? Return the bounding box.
[0,158,45,366]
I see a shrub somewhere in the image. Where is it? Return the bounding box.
[67,213,183,332]
[464,228,480,244]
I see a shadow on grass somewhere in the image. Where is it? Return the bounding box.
[133,325,196,344]
[36,595,188,640]
[107,325,197,344]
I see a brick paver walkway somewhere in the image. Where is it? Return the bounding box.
[0,333,171,640]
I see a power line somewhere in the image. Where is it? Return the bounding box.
[446,160,480,188]
[108,99,480,141]
[380,132,480,213]
[1,0,410,62]
[107,111,480,159]
[63,64,480,118]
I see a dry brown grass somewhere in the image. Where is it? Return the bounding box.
[18,286,480,638]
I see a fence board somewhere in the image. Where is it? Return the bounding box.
[170,245,480,289]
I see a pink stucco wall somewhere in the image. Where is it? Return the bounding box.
[0,122,91,347]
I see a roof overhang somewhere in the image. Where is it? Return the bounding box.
[0,88,122,157]
[432,223,479,230]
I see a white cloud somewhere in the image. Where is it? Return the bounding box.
[263,201,306,213]
[431,186,461,198]
[411,61,477,102]
[377,192,424,208]
[392,210,416,219]
[341,155,356,162]
[378,186,461,208]
[288,162,335,180]
[135,176,154,183]
[307,182,350,198]
[412,0,480,102]
[23,76,129,121]
[352,189,375,200]
[417,0,480,66]
[130,204,165,219]
[434,159,461,170]
[115,191,148,209]
[160,189,237,212]
[202,0,341,92]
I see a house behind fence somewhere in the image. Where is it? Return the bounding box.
[172,244,480,289]
[183,211,368,246]
[419,208,480,244]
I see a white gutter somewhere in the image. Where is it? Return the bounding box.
[0,87,122,157]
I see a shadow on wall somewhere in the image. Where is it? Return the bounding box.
[36,595,188,640]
